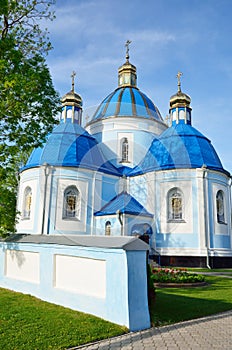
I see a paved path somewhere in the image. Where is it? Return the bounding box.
[71,310,232,350]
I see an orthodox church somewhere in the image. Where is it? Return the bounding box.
[15,44,232,267]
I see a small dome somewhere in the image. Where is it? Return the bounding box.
[90,86,163,122]
[24,122,119,175]
[61,90,82,107]
[169,90,191,109]
[130,123,227,175]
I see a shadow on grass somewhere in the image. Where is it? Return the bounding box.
[151,278,232,326]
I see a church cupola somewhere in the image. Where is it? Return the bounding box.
[61,71,83,125]
[169,72,192,125]
[118,40,137,87]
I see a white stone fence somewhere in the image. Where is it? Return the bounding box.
[0,235,150,331]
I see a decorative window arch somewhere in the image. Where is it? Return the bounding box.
[121,137,129,162]
[23,186,32,219]
[63,186,80,219]
[105,221,111,236]
[168,187,183,221]
[216,190,225,223]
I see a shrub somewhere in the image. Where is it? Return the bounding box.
[151,268,205,283]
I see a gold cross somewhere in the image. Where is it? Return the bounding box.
[125,40,132,60]
[176,71,183,92]
[71,71,76,92]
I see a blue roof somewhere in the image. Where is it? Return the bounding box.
[129,122,228,176]
[23,122,120,176]
[90,86,163,122]
[94,191,153,217]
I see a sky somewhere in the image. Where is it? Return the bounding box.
[44,0,232,173]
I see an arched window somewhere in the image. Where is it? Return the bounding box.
[63,186,80,219]
[23,186,32,219]
[105,221,111,236]
[216,190,225,223]
[121,137,129,162]
[168,188,183,220]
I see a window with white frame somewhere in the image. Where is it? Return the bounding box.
[63,186,80,219]
[168,187,183,221]
[216,190,225,223]
[121,137,129,162]
[105,221,111,236]
[23,186,32,219]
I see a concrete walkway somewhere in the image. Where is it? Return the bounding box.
[70,272,232,349]
[71,310,232,349]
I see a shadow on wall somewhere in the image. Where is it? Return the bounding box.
[3,235,26,267]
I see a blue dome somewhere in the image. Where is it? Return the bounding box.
[130,122,228,175]
[23,122,119,175]
[91,86,163,122]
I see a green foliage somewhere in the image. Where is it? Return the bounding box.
[0,173,17,237]
[152,275,232,326]
[0,288,127,349]
[151,268,205,283]
[0,150,31,236]
[0,0,55,55]
[0,1,61,236]
[0,36,60,164]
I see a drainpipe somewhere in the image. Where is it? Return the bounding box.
[41,163,49,235]
[122,212,126,236]
[202,165,211,269]
[117,210,123,235]
[228,177,232,250]
[90,171,97,235]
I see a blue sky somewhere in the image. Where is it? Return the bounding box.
[44,0,232,172]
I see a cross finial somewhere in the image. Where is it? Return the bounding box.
[125,40,132,61]
[176,71,183,92]
[71,71,76,92]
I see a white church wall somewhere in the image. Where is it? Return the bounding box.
[117,132,134,164]
[16,168,42,234]
[100,175,120,207]
[93,174,103,213]
[87,116,166,139]
[95,216,121,236]
[158,174,193,234]
[206,171,232,250]
[154,170,202,255]
[87,117,164,167]
[146,172,156,214]
[0,240,150,331]
[153,168,232,256]
[54,177,88,233]
[212,183,230,235]
[17,166,121,236]
[195,169,207,253]
[129,173,151,210]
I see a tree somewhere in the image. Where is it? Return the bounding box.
[0,0,61,236]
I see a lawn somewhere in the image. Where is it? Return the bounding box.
[151,275,232,326]
[0,288,127,350]
[1,276,232,349]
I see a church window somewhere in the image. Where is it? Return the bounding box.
[168,188,183,221]
[105,221,111,236]
[216,190,225,223]
[121,137,129,162]
[23,186,32,219]
[63,186,80,219]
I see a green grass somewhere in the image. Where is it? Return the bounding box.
[187,268,232,274]
[151,276,232,326]
[2,276,232,349]
[0,288,127,350]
